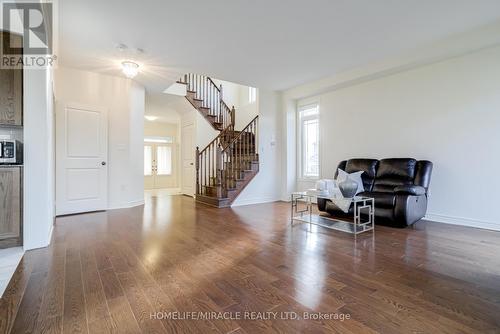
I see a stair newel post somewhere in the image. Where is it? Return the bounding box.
[208,145,211,186]
[216,144,222,189]
[195,146,200,195]
[210,81,213,114]
[256,117,259,160]
[219,84,223,123]
[250,119,253,161]
[231,106,235,131]
[237,133,241,182]
[247,124,250,165]
[246,124,249,165]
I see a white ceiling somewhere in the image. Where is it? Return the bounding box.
[144,93,189,123]
[59,0,500,92]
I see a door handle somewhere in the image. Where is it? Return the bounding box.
[101,161,107,166]
[190,163,194,166]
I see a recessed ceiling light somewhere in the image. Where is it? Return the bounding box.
[144,115,158,121]
[122,61,139,78]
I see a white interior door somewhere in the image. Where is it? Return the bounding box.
[154,144,172,188]
[56,103,108,215]
[181,123,195,196]
[144,143,173,189]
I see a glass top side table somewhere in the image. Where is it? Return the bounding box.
[290,192,375,235]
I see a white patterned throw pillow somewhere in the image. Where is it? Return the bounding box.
[336,169,364,195]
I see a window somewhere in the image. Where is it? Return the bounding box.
[248,87,257,103]
[298,103,319,178]
[156,146,172,175]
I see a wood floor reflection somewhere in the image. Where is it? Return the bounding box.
[1,194,500,333]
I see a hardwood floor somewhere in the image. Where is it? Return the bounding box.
[1,193,500,333]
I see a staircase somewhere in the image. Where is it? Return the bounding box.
[178,74,259,208]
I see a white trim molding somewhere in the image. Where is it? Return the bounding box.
[425,213,500,232]
[231,196,281,207]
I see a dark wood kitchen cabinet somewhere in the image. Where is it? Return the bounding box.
[0,32,23,126]
[0,166,22,248]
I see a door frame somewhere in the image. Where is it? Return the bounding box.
[144,142,175,190]
[55,101,108,215]
[181,122,195,197]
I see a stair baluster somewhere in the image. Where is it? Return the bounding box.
[178,73,259,206]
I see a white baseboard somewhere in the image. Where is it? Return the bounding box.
[107,200,145,211]
[231,196,280,207]
[425,213,500,231]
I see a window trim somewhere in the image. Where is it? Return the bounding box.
[297,102,320,181]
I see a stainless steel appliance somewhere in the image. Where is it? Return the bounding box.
[0,140,23,164]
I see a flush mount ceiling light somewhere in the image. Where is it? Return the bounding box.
[121,61,139,78]
[144,115,158,121]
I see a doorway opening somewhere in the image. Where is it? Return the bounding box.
[143,94,182,197]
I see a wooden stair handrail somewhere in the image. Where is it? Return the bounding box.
[221,115,259,152]
[206,77,233,113]
[182,73,259,202]
[181,73,235,133]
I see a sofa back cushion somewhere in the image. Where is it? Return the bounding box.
[373,158,417,193]
[336,159,379,191]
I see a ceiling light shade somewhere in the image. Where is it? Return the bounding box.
[122,61,139,78]
[144,115,158,121]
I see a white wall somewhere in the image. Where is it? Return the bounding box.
[236,86,259,130]
[128,84,145,203]
[212,79,259,130]
[54,67,145,210]
[23,67,55,250]
[285,45,500,231]
[212,78,240,110]
[144,121,178,138]
[232,89,281,206]
[145,93,181,124]
[193,111,219,149]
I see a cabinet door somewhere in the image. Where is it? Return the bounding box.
[0,33,23,126]
[0,167,22,248]
[0,69,22,126]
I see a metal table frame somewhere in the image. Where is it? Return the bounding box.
[290,192,375,235]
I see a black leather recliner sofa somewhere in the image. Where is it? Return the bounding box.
[317,158,433,227]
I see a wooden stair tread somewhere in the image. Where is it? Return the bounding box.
[196,194,231,208]
[182,74,260,207]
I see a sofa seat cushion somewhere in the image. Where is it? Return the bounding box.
[360,191,396,208]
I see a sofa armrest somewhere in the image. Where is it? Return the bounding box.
[394,185,426,196]
[394,194,428,226]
